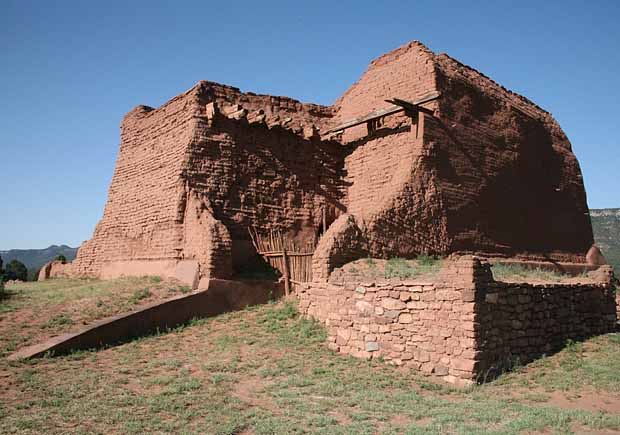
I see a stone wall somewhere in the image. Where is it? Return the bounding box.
[477,275,617,380]
[298,256,617,385]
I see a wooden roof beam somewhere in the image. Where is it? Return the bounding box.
[322,91,440,136]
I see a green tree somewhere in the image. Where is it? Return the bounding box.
[28,267,40,282]
[55,254,67,264]
[0,255,4,296]
[4,260,28,282]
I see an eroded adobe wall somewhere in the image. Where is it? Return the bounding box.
[71,40,598,284]
[427,54,593,261]
[72,87,202,277]
[185,82,346,276]
[72,81,345,282]
[334,42,449,257]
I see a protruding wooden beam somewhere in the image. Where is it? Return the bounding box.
[322,91,440,136]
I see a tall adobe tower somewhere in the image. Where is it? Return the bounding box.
[67,41,594,286]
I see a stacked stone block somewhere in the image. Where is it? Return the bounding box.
[299,257,617,385]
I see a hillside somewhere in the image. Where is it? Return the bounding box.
[590,208,620,274]
[0,245,78,270]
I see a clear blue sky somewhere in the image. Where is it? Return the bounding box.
[1,0,618,250]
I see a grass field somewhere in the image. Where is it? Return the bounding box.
[0,277,191,358]
[0,279,619,434]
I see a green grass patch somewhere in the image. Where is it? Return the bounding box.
[491,263,583,283]
[40,314,74,329]
[0,284,619,434]
[129,288,152,304]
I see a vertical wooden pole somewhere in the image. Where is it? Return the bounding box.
[282,248,291,296]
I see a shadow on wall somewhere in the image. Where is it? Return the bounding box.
[431,75,592,258]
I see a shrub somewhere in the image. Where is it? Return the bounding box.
[55,255,67,264]
[28,268,40,282]
[417,254,438,267]
[4,260,28,282]
[0,255,4,297]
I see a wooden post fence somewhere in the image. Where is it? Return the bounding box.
[248,227,317,294]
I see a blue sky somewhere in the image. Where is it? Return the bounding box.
[1,0,618,250]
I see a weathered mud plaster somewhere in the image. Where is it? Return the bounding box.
[52,41,595,284]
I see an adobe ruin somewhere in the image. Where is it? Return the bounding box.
[49,41,597,284]
[38,42,617,383]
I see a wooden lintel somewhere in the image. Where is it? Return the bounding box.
[323,91,440,135]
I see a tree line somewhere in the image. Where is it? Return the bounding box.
[0,254,69,295]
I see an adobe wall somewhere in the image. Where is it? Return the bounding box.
[298,256,617,385]
[427,54,593,261]
[186,83,347,276]
[71,88,202,277]
[39,260,75,280]
[334,42,448,257]
[70,81,345,284]
[65,40,598,286]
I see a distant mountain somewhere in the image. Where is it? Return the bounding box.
[590,208,620,274]
[0,245,78,271]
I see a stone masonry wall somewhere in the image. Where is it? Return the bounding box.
[299,256,617,385]
[299,256,482,386]
[476,267,617,380]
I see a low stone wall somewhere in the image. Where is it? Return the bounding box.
[299,256,483,385]
[476,280,616,380]
[298,256,617,386]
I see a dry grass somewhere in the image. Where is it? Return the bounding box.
[490,263,590,284]
[339,256,443,281]
[0,277,190,358]
[0,279,619,434]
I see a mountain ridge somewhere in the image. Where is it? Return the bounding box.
[0,245,78,270]
[590,208,620,274]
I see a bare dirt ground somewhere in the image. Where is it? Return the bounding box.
[0,279,619,434]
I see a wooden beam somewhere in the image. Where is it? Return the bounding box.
[322,91,440,135]
[385,97,435,115]
[282,248,291,296]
